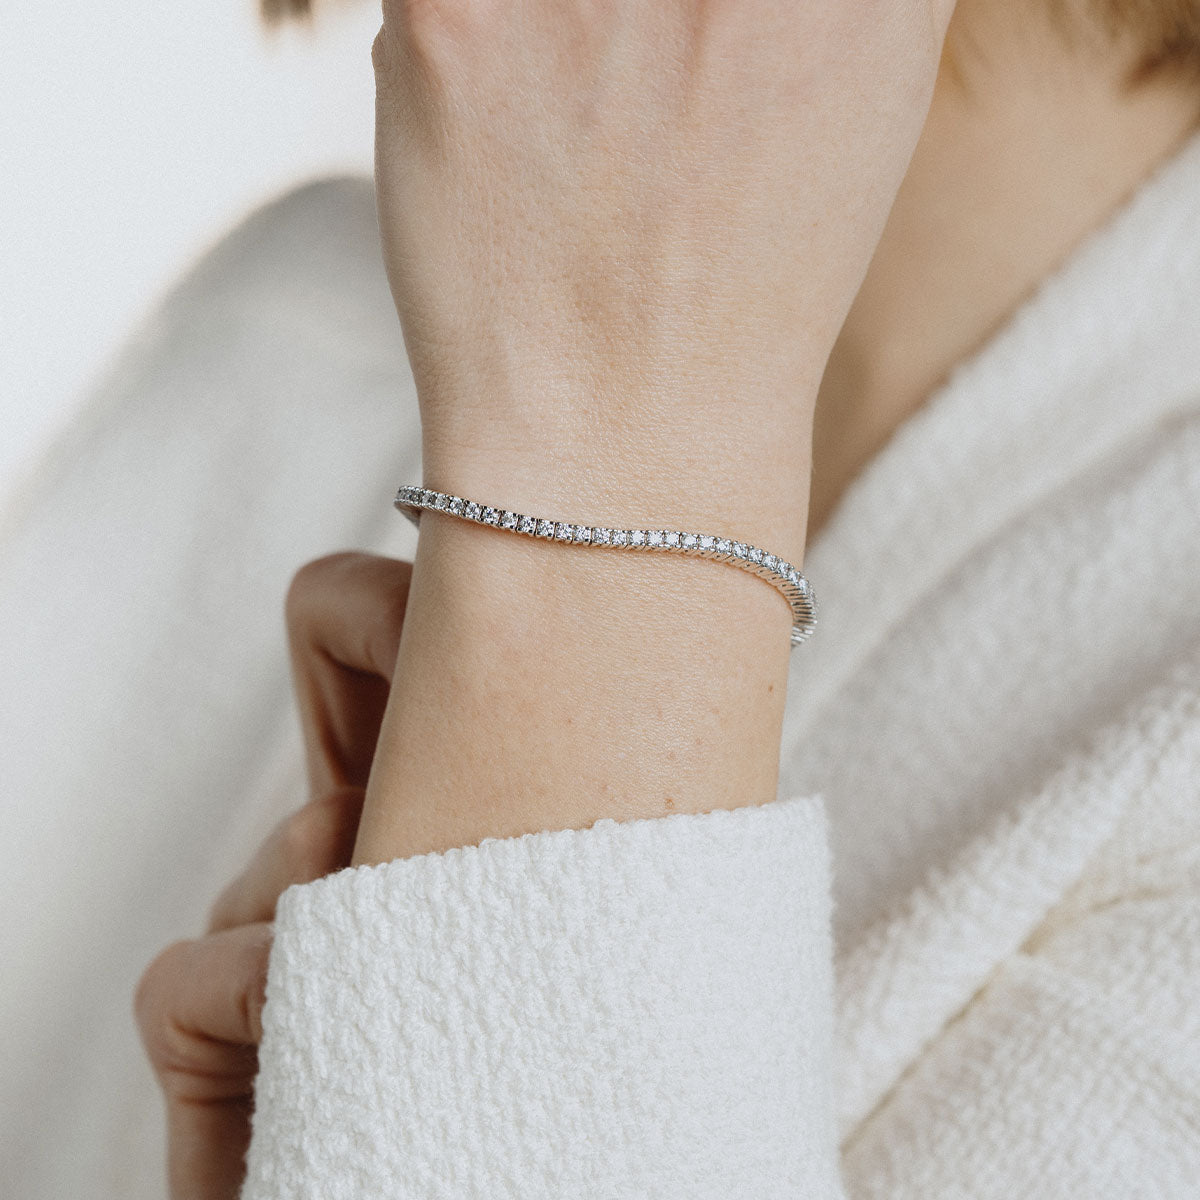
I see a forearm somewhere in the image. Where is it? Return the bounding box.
[350,410,818,865]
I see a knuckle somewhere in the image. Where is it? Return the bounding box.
[280,790,361,878]
[277,804,319,865]
[284,551,354,627]
[278,796,334,869]
[386,0,496,73]
[132,938,187,1037]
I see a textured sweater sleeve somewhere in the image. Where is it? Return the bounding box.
[239,793,846,1200]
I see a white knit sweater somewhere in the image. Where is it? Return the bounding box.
[237,129,1200,1197]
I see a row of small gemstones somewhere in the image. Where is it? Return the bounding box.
[394,486,815,608]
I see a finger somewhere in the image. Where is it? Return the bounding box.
[166,1095,253,1200]
[286,550,411,679]
[205,787,365,935]
[285,551,413,797]
[135,922,274,1072]
[135,923,274,1199]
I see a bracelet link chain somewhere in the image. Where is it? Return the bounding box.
[393,484,817,648]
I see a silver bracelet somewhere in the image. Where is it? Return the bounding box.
[394,485,817,647]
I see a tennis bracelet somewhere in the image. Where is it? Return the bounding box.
[394,484,817,648]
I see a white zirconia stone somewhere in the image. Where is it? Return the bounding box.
[448,497,464,514]
[664,531,680,547]
[716,538,732,555]
[764,554,777,569]
[732,542,748,558]
[788,568,800,585]
[611,530,628,546]
[555,523,574,541]
[698,535,715,550]
[573,525,591,543]
[647,530,664,547]
[432,493,448,509]
[465,502,482,520]
[482,507,500,524]
[501,510,519,528]
[630,530,646,546]
[536,518,555,537]
[681,533,698,549]
[748,547,763,563]
[518,515,537,534]
[592,527,611,545]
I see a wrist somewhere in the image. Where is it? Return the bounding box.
[350,501,796,865]
[418,384,819,572]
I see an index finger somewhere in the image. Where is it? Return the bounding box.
[285,550,413,798]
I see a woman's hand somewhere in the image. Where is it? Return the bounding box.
[372,0,958,524]
[283,551,412,800]
[134,552,412,1199]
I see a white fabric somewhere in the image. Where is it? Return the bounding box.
[2,120,1198,1196]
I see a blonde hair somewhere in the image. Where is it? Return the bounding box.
[260,0,310,24]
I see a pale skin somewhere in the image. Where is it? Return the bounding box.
[134,2,1200,1196]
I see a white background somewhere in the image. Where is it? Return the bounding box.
[0,0,379,506]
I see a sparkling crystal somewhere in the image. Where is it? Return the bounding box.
[732,542,748,558]
[681,533,698,549]
[647,530,664,547]
[535,518,555,537]
[611,530,628,546]
[501,510,519,529]
[465,502,482,520]
[573,525,591,543]
[518,515,537,534]
[764,554,777,569]
[592,527,611,545]
[432,492,448,509]
[748,547,763,563]
[629,530,646,546]
[448,497,464,515]
[555,523,574,541]
[716,538,732,555]
[664,531,680,547]
[788,568,800,585]
[698,535,715,550]
[482,507,500,524]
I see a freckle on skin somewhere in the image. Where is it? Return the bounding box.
[768,683,774,693]
[664,796,676,809]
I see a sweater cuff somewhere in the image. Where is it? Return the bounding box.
[241,793,841,1200]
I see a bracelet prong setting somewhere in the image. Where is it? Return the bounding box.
[393,484,817,647]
